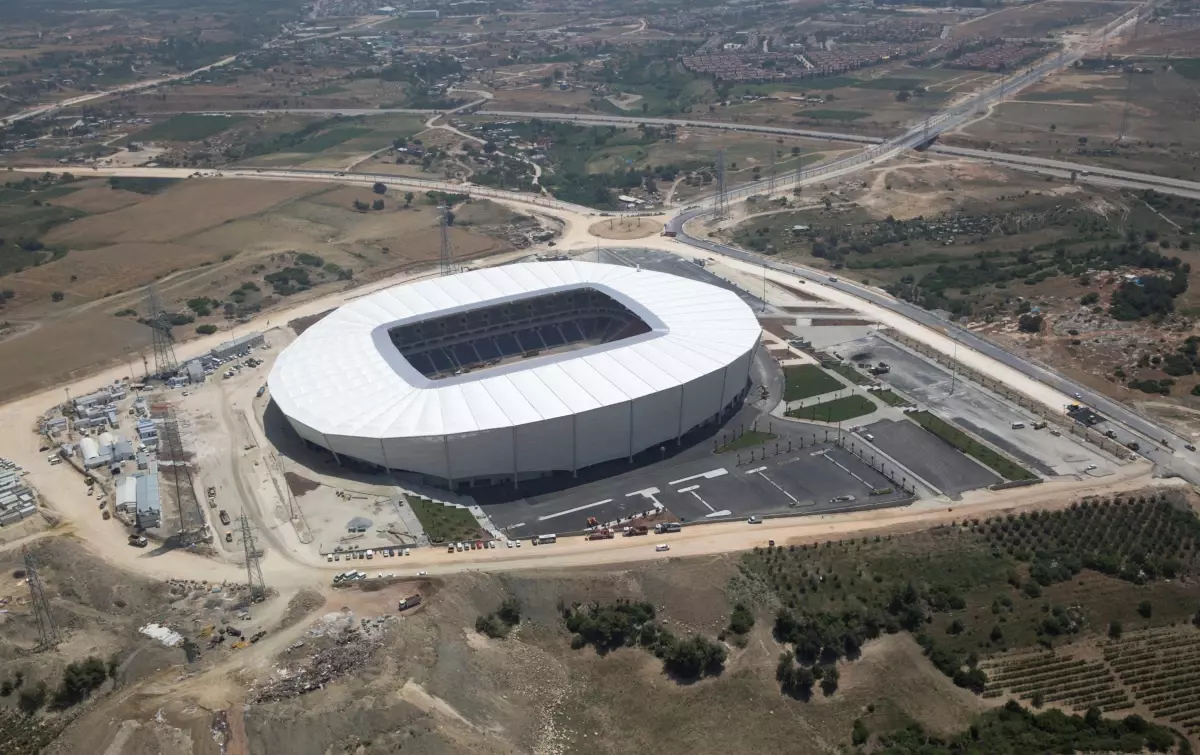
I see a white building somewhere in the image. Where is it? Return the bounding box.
[270,261,761,489]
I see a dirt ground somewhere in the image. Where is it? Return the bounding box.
[588,217,664,239]
[0,178,517,401]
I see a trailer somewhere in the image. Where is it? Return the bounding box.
[586,529,614,541]
[624,525,649,537]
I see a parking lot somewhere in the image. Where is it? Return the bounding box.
[844,335,1118,478]
[862,418,1000,498]
[479,439,909,535]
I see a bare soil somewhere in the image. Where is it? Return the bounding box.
[588,217,665,240]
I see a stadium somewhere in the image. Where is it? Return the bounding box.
[268,260,761,489]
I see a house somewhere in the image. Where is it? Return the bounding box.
[79,436,113,469]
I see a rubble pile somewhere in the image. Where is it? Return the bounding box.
[252,626,388,702]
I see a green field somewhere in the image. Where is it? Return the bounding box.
[1018,91,1101,103]
[133,114,245,142]
[827,362,871,385]
[715,430,778,454]
[792,76,856,90]
[305,85,347,96]
[910,411,1036,481]
[105,177,180,195]
[1173,58,1200,80]
[874,389,911,407]
[851,77,925,91]
[782,364,844,401]
[405,495,485,544]
[785,394,876,423]
[293,126,373,153]
[796,109,870,121]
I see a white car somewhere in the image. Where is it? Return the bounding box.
[1085,464,1098,471]
[489,540,497,549]
[418,570,428,576]
[403,548,410,556]
[655,544,670,552]
[506,540,514,548]
[747,516,761,524]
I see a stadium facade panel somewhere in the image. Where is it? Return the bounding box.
[269,261,761,487]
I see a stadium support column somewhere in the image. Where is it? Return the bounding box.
[572,413,578,477]
[512,426,519,489]
[443,435,454,490]
[627,400,636,463]
[321,432,342,466]
[676,385,686,445]
[379,438,391,473]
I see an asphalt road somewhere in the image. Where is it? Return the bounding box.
[670,225,1200,484]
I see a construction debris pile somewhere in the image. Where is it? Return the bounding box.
[252,618,393,702]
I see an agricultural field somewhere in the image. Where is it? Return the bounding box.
[950,64,1200,180]
[747,492,1200,729]
[949,0,1135,38]
[126,114,247,144]
[0,174,518,400]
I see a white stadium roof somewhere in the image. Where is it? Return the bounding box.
[269,261,761,441]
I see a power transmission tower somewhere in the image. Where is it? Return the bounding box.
[239,514,267,601]
[714,148,729,222]
[767,150,777,197]
[1117,12,1142,142]
[439,204,457,277]
[156,407,207,545]
[23,546,60,651]
[145,283,179,378]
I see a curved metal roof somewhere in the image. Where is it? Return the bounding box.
[269,261,761,440]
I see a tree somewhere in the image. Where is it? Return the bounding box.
[729,603,755,635]
[497,597,522,626]
[353,199,369,211]
[372,199,385,211]
[1032,690,1045,708]
[372,182,387,195]
[852,719,869,745]
[1081,292,1099,305]
[1049,124,1057,132]
[990,624,1004,643]
[819,664,839,695]
[483,141,497,154]
[896,90,912,102]
[404,191,414,207]
[18,681,47,714]
[1018,313,1043,333]
[1109,620,1123,639]
[1138,600,1152,619]
[50,291,64,302]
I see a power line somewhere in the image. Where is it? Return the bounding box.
[714,148,729,222]
[439,203,456,277]
[239,514,267,601]
[156,406,208,545]
[23,546,60,651]
[146,283,178,379]
[767,149,777,197]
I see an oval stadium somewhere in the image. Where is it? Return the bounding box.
[268,260,761,489]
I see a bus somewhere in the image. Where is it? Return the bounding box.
[532,534,558,545]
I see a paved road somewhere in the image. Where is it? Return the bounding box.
[669,222,1200,484]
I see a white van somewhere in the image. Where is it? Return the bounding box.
[1011,422,1026,430]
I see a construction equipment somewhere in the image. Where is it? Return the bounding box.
[624,525,649,537]
[585,516,599,527]
[586,529,614,541]
[398,595,422,611]
[218,509,231,526]
[128,534,148,547]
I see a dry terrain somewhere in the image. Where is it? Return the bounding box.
[0,177,517,401]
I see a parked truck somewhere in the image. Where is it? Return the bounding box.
[218,509,231,526]
[586,529,614,541]
[398,595,422,611]
[623,525,649,537]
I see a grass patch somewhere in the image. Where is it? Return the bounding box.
[105,177,180,195]
[404,495,484,544]
[783,364,844,401]
[132,114,245,143]
[827,363,871,385]
[305,85,347,96]
[1017,90,1100,103]
[796,109,870,121]
[851,77,925,91]
[716,430,778,454]
[792,76,856,90]
[785,394,876,423]
[292,126,373,153]
[909,411,1036,481]
[874,390,912,408]
[1173,58,1200,80]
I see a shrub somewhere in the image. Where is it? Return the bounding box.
[18,681,48,714]
[1109,620,1123,639]
[50,291,64,302]
[729,603,755,635]
[196,324,218,335]
[1018,313,1043,333]
[1138,600,1152,619]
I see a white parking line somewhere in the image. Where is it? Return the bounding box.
[746,466,801,505]
[822,452,871,486]
[679,486,715,512]
[537,498,613,522]
[626,487,663,509]
[668,467,728,486]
